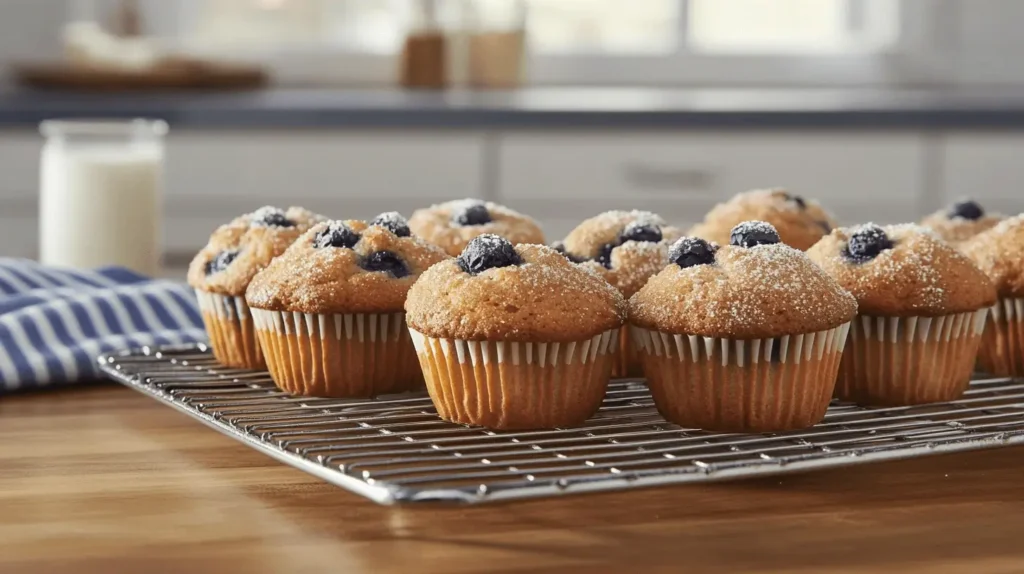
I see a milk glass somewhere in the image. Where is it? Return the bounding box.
[39,119,167,276]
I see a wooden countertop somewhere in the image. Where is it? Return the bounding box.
[4,383,1024,574]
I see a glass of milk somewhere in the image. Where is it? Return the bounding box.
[39,119,167,276]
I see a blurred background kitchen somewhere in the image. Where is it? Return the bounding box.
[1,0,1023,274]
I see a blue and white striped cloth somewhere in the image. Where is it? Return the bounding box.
[0,259,206,392]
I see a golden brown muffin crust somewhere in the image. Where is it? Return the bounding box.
[807,223,997,317]
[920,209,1004,246]
[408,199,545,257]
[187,206,325,296]
[405,243,626,342]
[629,241,857,339]
[689,188,836,251]
[560,210,683,298]
[962,214,1024,298]
[245,220,449,314]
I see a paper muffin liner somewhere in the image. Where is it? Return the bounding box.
[409,329,619,430]
[251,309,423,397]
[977,298,1024,377]
[632,323,851,432]
[611,324,644,379]
[837,310,988,406]
[195,289,265,370]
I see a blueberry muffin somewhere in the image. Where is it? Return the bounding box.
[808,223,996,406]
[962,214,1024,376]
[629,222,857,432]
[689,189,837,251]
[187,206,325,369]
[405,235,626,430]
[245,213,449,397]
[408,199,545,256]
[554,210,683,378]
[920,199,1004,246]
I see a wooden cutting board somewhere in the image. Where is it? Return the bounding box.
[12,60,268,91]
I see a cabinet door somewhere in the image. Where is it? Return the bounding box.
[497,131,926,237]
[0,132,43,257]
[942,134,1024,216]
[164,130,486,253]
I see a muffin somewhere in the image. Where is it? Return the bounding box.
[245,213,449,397]
[405,235,626,430]
[689,188,837,251]
[807,223,996,406]
[962,214,1024,376]
[629,222,857,432]
[187,206,324,369]
[554,210,683,378]
[920,199,1004,246]
[408,198,545,256]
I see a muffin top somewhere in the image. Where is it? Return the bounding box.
[920,199,1004,245]
[405,235,626,342]
[962,214,1024,298]
[555,210,684,298]
[187,206,325,296]
[408,198,545,257]
[688,188,836,251]
[807,223,997,317]
[245,215,449,314]
[629,222,857,340]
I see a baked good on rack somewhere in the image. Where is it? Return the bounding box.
[962,214,1024,376]
[187,206,325,369]
[629,221,857,432]
[688,188,837,251]
[245,213,448,397]
[405,235,626,430]
[807,223,996,406]
[408,198,545,256]
[554,210,682,378]
[920,199,1004,246]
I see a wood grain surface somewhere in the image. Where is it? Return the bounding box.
[2,383,1024,574]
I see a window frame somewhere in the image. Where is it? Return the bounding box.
[148,0,951,87]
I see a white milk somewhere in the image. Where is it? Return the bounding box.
[39,143,163,276]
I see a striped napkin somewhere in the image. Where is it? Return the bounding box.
[0,259,206,392]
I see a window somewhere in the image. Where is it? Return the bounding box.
[146,0,932,86]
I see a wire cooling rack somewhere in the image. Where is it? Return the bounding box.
[98,344,1024,505]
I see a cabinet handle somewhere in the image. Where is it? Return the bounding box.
[623,164,716,193]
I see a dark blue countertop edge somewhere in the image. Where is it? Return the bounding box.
[4,87,1024,129]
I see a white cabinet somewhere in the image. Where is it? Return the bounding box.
[152,131,488,254]
[0,132,41,257]
[941,134,1024,216]
[0,131,41,200]
[497,132,927,235]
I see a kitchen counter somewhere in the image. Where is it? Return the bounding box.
[3,383,1024,573]
[5,87,1024,129]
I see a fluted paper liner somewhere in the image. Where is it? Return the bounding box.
[632,323,851,432]
[977,299,1024,377]
[195,289,264,370]
[838,310,988,406]
[409,329,618,430]
[611,325,643,379]
[252,309,423,397]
